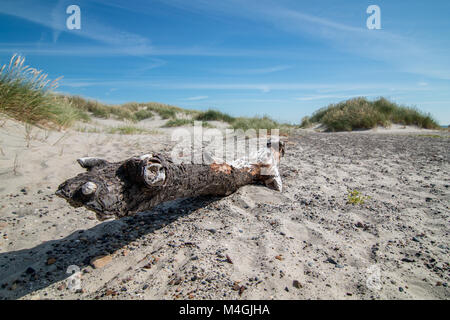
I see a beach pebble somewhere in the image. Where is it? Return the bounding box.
[90,255,112,269]
[293,280,303,289]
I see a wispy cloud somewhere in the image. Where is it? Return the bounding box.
[294,93,380,101]
[59,79,431,94]
[0,0,152,49]
[151,0,450,80]
[184,96,209,101]
[212,65,291,75]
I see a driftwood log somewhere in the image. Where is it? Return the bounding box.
[56,140,285,221]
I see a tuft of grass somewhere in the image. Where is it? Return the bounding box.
[141,102,197,119]
[134,109,154,121]
[107,125,149,135]
[347,190,371,205]
[164,118,194,127]
[195,109,235,123]
[0,54,90,129]
[231,116,280,131]
[58,95,138,121]
[302,97,440,131]
[163,119,215,128]
[416,134,446,139]
[75,126,102,133]
[299,116,312,128]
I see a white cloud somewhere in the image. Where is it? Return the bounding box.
[184,96,209,101]
[294,93,380,101]
[213,65,291,75]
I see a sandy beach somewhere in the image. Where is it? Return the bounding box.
[0,118,448,300]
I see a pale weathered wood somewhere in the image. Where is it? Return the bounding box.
[56,140,284,221]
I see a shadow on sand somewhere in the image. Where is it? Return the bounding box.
[0,196,218,299]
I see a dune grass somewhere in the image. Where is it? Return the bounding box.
[107,125,149,135]
[164,118,194,127]
[163,119,215,128]
[194,109,235,123]
[0,55,89,129]
[231,116,280,131]
[301,97,439,131]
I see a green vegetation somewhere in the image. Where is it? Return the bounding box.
[415,134,448,139]
[0,54,89,128]
[347,189,371,205]
[163,119,214,128]
[59,95,138,121]
[301,97,439,131]
[231,116,279,131]
[231,116,295,135]
[194,109,235,123]
[164,118,194,127]
[140,102,197,119]
[107,125,149,135]
[134,109,154,121]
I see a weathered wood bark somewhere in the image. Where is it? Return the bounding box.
[56,141,284,221]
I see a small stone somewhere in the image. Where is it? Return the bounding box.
[293,280,302,289]
[169,276,183,285]
[346,292,353,296]
[425,197,432,202]
[399,287,404,292]
[142,263,152,269]
[326,257,337,265]
[46,257,57,265]
[57,283,66,291]
[90,255,112,269]
[105,289,116,296]
[239,285,246,296]
[225,255,233,264]
[355,222,364,228]
[25,267,36,274]
[275,255,283,261]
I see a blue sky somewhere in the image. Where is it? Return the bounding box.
[1,0,449,124]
